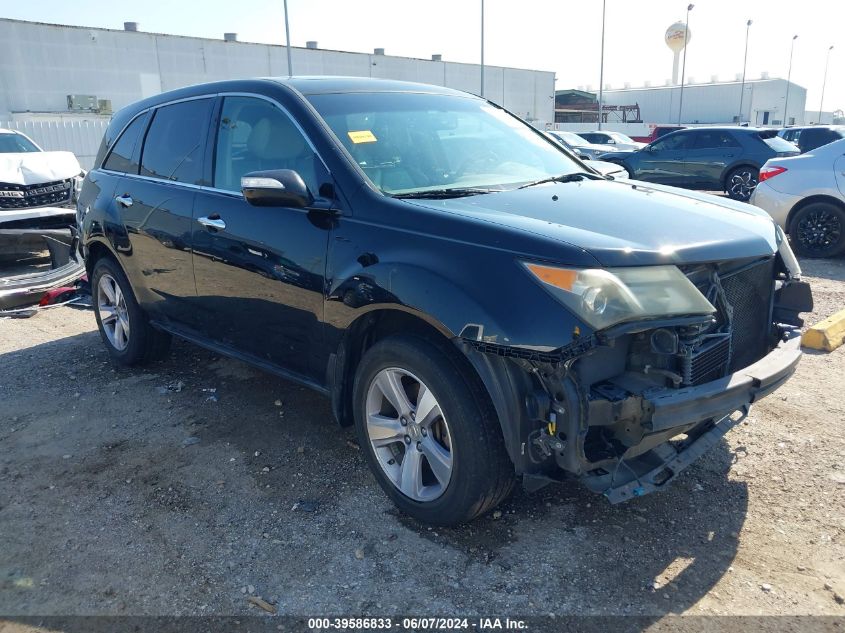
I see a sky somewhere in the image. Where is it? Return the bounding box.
[5,0,844,114]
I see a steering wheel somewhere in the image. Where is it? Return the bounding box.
[456,151,500,178]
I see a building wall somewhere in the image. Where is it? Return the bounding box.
[600,79,807,126]
[0,19,555,125]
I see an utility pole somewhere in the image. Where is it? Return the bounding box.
[784,35,798,126]
[597,0,606,129]
[819,45,834,123]
[677,3,694,125]
[738,19,752,123]
[283,0,293,76]
[480,0,485,97]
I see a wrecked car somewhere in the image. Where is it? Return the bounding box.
[0,208,85,312]
[78,78,812,525]
[0,128,84,210]
[0,128,85,312]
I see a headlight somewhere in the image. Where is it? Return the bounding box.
[522,263,716,330]
[775,225,801,279]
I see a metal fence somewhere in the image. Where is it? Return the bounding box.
[0,119,108,171]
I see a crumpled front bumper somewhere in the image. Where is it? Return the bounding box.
[583,329,803,502]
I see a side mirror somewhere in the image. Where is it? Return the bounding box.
[241,169,312,208]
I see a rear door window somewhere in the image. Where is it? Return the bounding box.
[140,98,214,184]
[693,131,741,149]
[103,113,149,174]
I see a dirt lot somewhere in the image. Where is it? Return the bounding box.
[0,258,843,623]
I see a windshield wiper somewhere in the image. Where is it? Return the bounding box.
[517,172,601,189]
[391,188,493,199]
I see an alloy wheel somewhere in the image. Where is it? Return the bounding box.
[365,368,453,502]
[97,273,131,351]
[728,169,757,200]
[797,208,842,253]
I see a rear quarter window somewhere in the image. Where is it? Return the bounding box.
[103,112,149,174]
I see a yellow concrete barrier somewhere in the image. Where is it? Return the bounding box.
[802,308,845,352]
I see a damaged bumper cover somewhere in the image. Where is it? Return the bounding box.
[583,329,802,502]
[0,208,85,311]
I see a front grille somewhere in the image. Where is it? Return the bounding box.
[0,179,73,209]
[721,258,776,371]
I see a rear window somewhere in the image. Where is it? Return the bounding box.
[758,132,798,153]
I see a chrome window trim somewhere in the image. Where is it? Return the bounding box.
[101,91,330,200]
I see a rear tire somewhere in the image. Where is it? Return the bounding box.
[353,335,515,526]
[91,256,171,365]
[788,202,845,258]
[725,166,758,201]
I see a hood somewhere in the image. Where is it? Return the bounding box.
[410,179,778,267]
[578,142,620,153]
[0,151,81,185]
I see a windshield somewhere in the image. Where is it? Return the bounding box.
[0,133,40,153]
[308,92,582,195]
[608,132,636,144]
[554,131,587,146]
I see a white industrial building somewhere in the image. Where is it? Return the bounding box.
[601,77,808,127]
[0,18,555,168]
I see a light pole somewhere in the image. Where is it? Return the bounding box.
[738,19,752,123]
[480,0,485,97]
[677,3,694,125]
[784,35,798,126]
[283,0,293,76]
[819,45,834,123]
[598,0,606,129]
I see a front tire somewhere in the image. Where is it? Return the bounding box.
[92,257,171,365]
[353,335,515,525]
[788,202,845,258]
[725,166,758,201]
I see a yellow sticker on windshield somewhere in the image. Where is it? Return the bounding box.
[348,130,377,144]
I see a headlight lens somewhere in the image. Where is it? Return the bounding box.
[523,262,716,330]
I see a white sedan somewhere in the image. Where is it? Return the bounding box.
[751,138,845,258]
[576,131,646,152]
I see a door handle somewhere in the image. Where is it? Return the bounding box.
[115,194,133,208]
[197,215,226,231]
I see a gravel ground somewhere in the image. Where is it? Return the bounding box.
[0,258,843,622]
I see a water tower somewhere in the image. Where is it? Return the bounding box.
[666,22,692,85]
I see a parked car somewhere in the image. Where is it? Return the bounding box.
[751,138,845,258]
[0,128,84,210]
[546,130,620,160]
[777,126,808,145]
[795,125,845,154]
[632,125,686,144]
[79,77,811,525]
[600,127,800,201]
[577,131,646,151]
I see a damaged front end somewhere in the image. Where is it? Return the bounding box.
[463,240,812,503]
[0,208,85,312]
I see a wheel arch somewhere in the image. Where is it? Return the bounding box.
[328,307,532,473]
[784,194,845,232]
[721,162,761,190]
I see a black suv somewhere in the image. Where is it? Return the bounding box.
[796,125,845,153]
[78,78,811,525]
[601,127,799,201]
